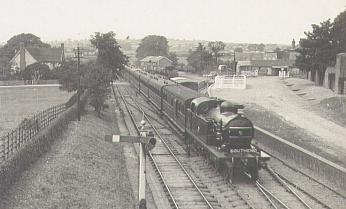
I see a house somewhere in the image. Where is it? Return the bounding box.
[324,53,346,94]
[140,56,172,72]
[10,42,65,72]
[236,60,294,76]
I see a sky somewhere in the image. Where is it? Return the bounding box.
[0,0,345,44]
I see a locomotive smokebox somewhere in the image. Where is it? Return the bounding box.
[220,101,244,114]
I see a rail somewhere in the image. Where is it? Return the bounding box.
[113,83,215,209]
[111,84,179,208]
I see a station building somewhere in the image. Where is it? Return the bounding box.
[140,56,172,72]
[236,59,297,77]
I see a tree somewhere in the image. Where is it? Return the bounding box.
[208,41,226,66]
[247,44,258,51]
[295,20,334,84]
[332,9,346,53]
[257,43,265,52]
[58,32,128,117]
[168,52,178,67]
[19,63,52,81]
[234,47,243,53]
[56,61,80,92]
[82,63,112,117]
[3,33,50,59]
[0,50,10,79]
[0,33,50,79]
[136,35,169,60]
[90,31,128,79]
[187,43,213,73]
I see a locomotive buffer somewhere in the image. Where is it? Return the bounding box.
[105,122,156,209]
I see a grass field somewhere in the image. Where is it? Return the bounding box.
[0,86,73,136]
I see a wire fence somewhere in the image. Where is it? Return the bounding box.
[0,94,77,163]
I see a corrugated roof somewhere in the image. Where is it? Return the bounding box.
[140,56,172,63]
[26,47,63,62]
[251,60,293,67]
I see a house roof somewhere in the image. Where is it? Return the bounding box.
[140,56,172,63]
[251,60,293,67]
[26,47,63,62]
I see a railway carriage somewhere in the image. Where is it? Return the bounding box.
[122,67,269,181]
[162,85,197,128]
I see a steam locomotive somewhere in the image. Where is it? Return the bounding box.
[123,67,269,181]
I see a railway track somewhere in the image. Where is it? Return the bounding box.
[112,83,220,209]
[113,78,345,209]
[251,166,333,209]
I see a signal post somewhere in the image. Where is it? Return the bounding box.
[105,123,156,209]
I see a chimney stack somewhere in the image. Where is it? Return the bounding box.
[19,42,26,71]
[292,39,296,49]
[61,43,65,62]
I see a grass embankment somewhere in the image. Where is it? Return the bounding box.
[0,104,136,209]
[314,96,346,127]
[245,103,346,168]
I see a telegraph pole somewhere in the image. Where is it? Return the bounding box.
[233,51,237,75]
[77,45,81,121]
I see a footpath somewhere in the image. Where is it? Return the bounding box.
[0,104,136,209]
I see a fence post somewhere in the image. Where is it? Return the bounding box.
[21,126,23,145]
[44,110,46,127]
[34,114,36,135]
[50,107,53,122]
[7,133,9,159]
[49,108,51,123]
[30,119,32,140]
[25,119,28,141]
[46,109,49,124]
[11,131,13,155]
[2,137,5,161]
[15,129,18,150]
[41,111,43,128]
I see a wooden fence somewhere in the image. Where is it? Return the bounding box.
[214,75,247,89]
[0,102,69,163]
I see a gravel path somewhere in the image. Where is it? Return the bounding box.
[0,105,136,209]
[210,77,346,164]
